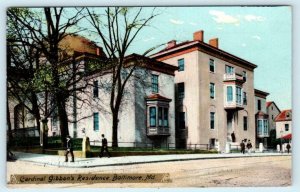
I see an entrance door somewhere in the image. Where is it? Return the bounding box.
[227,112,234,141]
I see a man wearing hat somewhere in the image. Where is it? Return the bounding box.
[65,135,74,162]
[99,134,111,158]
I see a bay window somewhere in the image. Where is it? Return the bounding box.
[257,119,269,137]
[150,107,156,127]
[236,86,242,105]
[148,106,169,127]
[227,86,233,102]
[226,85,243,105]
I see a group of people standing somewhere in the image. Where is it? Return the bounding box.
[240,140,253,155]
[65,134,111,162]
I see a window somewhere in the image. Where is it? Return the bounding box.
[285,124,289,131]
[179,112,185,129]
[243,71,247,81]
[210,112,215,129]
[151,75,159,93]
[243,116,248,131]
[243,92,247,105]
[210,83,215,99]
[52,109,58,129]
[272,115,274,120]
[150,107,156,127]
[163,108,169,127]
[257,119,269,136]
[209,59,215,72]
[93,80,99,98]
[178,58,184,72]
[149,107,169,127]
[225,65,234,74]
[258,99,261,111]
[93,112,99,131]
[263,119,269,135]
[158,107,163,126]
[257,120,263,135]
[236,86,242,104]
[178,83,185,99]
[227,86,233,102]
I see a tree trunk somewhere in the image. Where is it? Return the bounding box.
[41,119,48,150]
[57,97,69,147]
[31,92,41,135]
[112,111,119,147]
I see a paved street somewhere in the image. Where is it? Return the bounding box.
[7,155,291,188]
[7,151,290,168]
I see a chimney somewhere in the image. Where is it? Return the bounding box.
[96,47,101,56]
[193,30,204,41]
[209,38,219,48]
[167,40,176,49]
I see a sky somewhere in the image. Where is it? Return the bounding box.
[9,6,292,110]
[122,6,291,110]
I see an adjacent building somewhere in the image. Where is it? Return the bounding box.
[66,53,178,147]
[275,110,292,139]
[266,101,281,131]
[151,30,257,151]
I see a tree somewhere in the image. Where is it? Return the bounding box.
[7,7,87,147]
[86,7,159,147]
[7,8,43,141]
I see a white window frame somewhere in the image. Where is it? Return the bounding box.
[210,83,215,99]
[209,59,215,73]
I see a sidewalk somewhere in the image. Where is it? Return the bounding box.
[11,151,291,168]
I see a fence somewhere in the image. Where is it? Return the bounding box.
[90,141,154,149]
[90,141,212,151]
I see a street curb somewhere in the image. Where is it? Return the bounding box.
[16,153,291,169]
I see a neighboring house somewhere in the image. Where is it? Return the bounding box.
[275,110,292,139]
[151,30,257,151]
[266,101,281,131]
[8,99,38,137]
[7,34,103,138]
[254,89,269,147]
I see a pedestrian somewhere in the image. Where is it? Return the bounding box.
[99,134,111,158]
[286,143,291,154]
[240,140,245,154]
[65,135,74,162]
[246,140,252,155]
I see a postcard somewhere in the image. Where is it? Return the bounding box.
[6,6,292,188]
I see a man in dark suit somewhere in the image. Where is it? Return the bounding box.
[240,140,245,154]
[99,134,111,158]
[65,135,74,162]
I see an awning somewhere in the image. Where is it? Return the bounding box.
[281,133,292,140]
